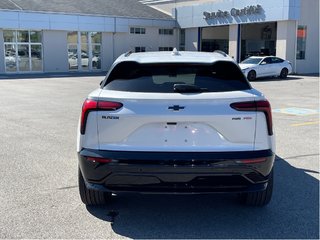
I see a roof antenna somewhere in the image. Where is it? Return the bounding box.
[172,48,180,56]
[124,50,133,57]
[213,50,227,57]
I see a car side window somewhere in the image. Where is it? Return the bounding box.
[261,58,271,65]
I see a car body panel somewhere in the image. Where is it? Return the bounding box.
[96,90,260,152]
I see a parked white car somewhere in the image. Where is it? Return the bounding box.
[5,55,16,68]
[77,49,275,207]
[68,52,89,69]
[239,56,292,81]
[68,52,100,69]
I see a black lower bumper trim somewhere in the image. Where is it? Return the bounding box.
[78,148,275,194]
[85,180,268,194]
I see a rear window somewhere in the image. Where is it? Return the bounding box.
[271,57,284,63]
[241,57,263,64]
[104,61,250,93]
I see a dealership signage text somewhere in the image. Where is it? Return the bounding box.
[203,5,263,20]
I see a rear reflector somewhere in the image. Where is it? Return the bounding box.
[86,156,112,163]
[230,100,273,135]
[80,99,123,134]
[236,158,267,164]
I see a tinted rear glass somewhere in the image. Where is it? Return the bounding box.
[271,57,284,63]
[104,61,251,93]
[241,57,263,64]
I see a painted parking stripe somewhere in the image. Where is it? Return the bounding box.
[273,107,319,116]
[291,121,320,127]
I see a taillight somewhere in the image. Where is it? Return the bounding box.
[80,99,123,134]
[97,101,123,110]
[230,100,273,135]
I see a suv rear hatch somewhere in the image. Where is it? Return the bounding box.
[97,91,258,152]
[95,61,260,152]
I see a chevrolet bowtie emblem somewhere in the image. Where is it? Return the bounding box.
[168,105,185,111]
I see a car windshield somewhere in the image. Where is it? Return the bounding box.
[241,57,263,64]
[104,61,251,93]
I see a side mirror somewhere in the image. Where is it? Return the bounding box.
[260,61,267,65]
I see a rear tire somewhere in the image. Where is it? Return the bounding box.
[280,68,288,79]
[247,70,256,81]
[78,168,111,205]
[239,169,273,206]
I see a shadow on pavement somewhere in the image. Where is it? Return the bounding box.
[87,156,319,239]
[250,75,304,82]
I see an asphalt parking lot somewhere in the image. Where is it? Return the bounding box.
[0,74,319,239]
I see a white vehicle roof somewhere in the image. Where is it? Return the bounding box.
[115,49,234,64]
[246,56,265,59]
[245,56,281,59]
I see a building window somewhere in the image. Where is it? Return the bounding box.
[159,47,173,51]
[68,31,102,71]
[130,27,146,34]
[296,26,307,60]
[91,32,102,70]
[135,47,146,52]
[80,32,89,71]
[67,32,78,70]
[3,30,42,72]
[179,29,185,51]
[159,29,174,35]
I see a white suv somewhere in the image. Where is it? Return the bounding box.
[77,50,275,206]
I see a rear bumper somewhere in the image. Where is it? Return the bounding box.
[78,149,275,194]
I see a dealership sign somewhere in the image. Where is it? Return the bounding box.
[203,5,263,19]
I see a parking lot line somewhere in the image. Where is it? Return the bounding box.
[273,107,319,116]
[291,121,320,127]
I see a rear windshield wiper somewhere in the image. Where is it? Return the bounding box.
[173,84,208,93]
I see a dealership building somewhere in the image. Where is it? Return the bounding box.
[0,0,318,74]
